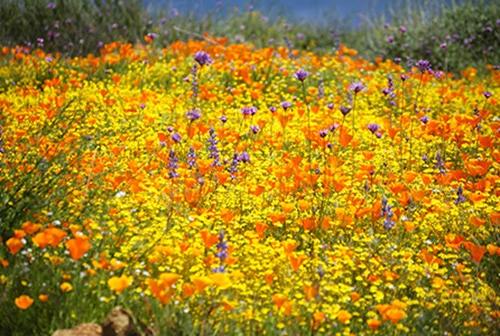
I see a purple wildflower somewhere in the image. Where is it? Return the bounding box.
[440,42,447,49]
[194,51,213,66]
[350,81,365,94]
[340,105,351,116]
[416,59,431,73]
[208,128,220,166]
[435,152,446,174]
[420,116,429,124]
[187,147,196,168]
[483,91,492,99]
[219,115,227,123]
[319,129,329,138]
[168,149,179,178]
[381,197,395,230]
[238,151,250,163]
[330,123,340,132]
[171,132,181,143]
[250,125,260,134]
[281,101,292,110]
[294,69,309,82]
[241,106,257,116]
[454,186,466,205]
[47,2,56,9]
[399,26,407,33]
[386,35,395,44]
[269,106,277,113]
[186,108,201,121]
[367,123,380,134]
[327,102,334,110]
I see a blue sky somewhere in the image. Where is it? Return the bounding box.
[143,0,456,25]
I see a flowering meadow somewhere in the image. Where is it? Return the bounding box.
[0,40,498,335]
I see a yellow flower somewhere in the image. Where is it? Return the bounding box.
[108,275,133,293]
[60,282,73,293]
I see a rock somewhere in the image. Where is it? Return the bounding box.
[101,306,140,336]
[52,323,102,336]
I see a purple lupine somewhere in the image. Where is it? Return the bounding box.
[191,65,199,99]
[238,151,250,163]
[435,151,446,174]
[168,149,179,178]
[381,197,395,230]
[327,102,334,110]
[318,80,325,99]
[350,81,366,94]
[454,186,466,205]
[208,128,220,166]
[186,108,201,121]
[294,69,309,82]
[241,106,257,116]
[213,231,228,273]
[483,91,492,99]
[416,59,431,73]
[319,129,329,138]
[367,123,380,134]
[171,132,181,143]
[400,74,409,81]
[187,147,196,168]
[219,115,227,123]
[340,105,351,116]
[420,116,429,124]
[330,123,340,132]
[194,51,213,66]
[269,106,277,113]
[229,153,240,178]
[281,101,292,110]
[250,125,260,134]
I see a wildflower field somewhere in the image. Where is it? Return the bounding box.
[0,37,498,335]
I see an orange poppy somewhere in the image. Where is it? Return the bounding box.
[15,295,34,310]
[66,235,91,260]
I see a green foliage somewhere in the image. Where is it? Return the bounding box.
[0,0,498,73]
[0,0,146,55]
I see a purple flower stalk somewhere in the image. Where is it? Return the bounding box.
[186,108,201,121]
[187,147,196,168]
[208,128,220,166]
[194,51,213,66]
[294,69,309,82]
[454,186,466,205]
[168,149,179,178]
